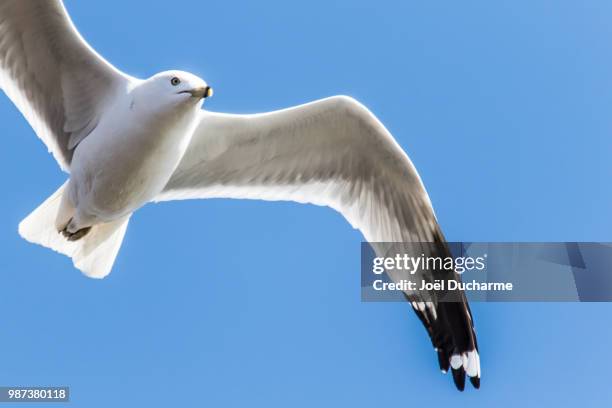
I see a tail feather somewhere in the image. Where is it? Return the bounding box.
[18,182,129,278]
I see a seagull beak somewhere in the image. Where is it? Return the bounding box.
[186,86,213,99]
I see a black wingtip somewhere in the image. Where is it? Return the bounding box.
[451,368,465,391]
[470,376,480,389]
[437,349,449,373]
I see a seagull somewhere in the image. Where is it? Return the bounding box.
[0,0,480,390]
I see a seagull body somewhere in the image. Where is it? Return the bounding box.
[61,72,206,233]
[0,0,480,390]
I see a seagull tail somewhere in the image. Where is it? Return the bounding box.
[18,182,130,279]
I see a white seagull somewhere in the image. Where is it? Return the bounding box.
[0,0,480,390]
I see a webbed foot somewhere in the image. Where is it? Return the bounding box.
[60,223,92,241]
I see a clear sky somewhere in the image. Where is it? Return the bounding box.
[1,0,612,406]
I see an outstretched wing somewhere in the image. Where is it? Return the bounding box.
[0,0,130,171]
[158,95,480,390]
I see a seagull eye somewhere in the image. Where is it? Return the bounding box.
[170,77,181,86]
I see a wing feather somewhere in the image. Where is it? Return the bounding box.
[159,95,480,389]
[0,0,129,171]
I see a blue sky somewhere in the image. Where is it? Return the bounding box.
[2,0,612,406]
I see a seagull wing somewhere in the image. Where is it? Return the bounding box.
[157,96,480,390]
[0,0,130,171]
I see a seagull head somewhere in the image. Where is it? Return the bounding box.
[142,70,213,109]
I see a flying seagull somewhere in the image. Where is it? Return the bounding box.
[0,0,480,390]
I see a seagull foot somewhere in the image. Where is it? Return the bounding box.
[61,225,92,241]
